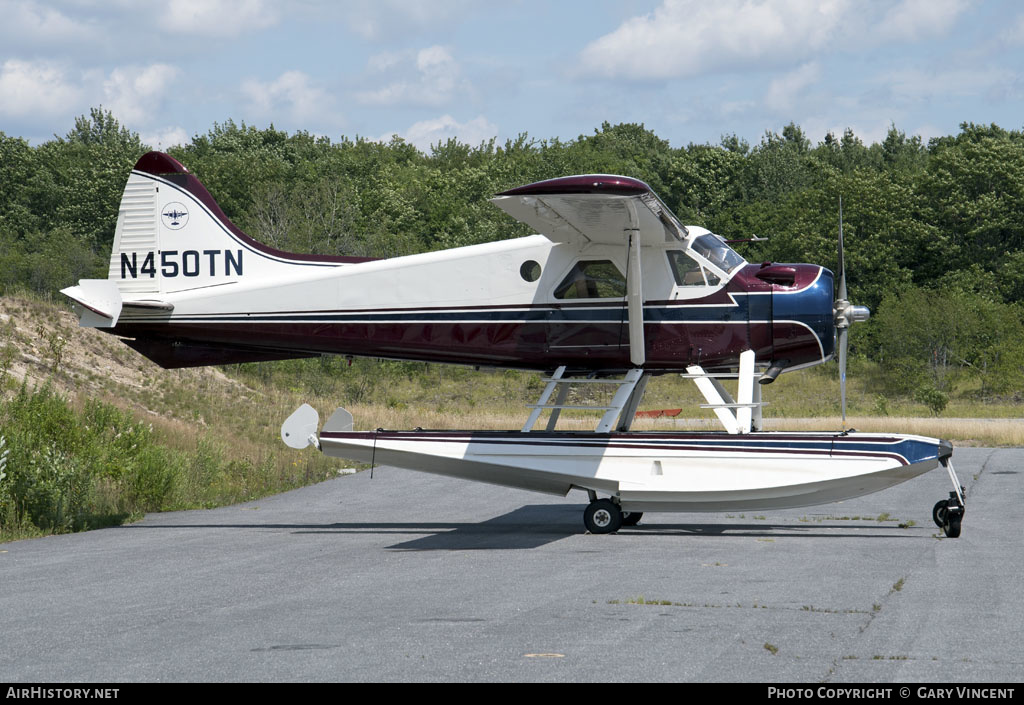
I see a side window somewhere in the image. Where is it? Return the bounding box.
[554,260,626,299]
[667,251,719,287]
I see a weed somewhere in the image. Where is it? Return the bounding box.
[764,643,779,655]
[625,596,676,606]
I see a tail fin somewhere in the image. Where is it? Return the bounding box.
[63,151,372,326]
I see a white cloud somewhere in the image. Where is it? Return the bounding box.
[141,126,191,150]
[357,46,467,108]
[764,61,821,113]
[908,122,946,144]
[0,59,83,118]
[998,13,1024,45]
[103,64,181,125]
[882,66,1016,102]
[578,0,849,81]
[241,70,334,124]
[0,59,182,129]
[877,0,970,42]
[577,0,971,82]
[367,51,405,73]
[380,114,498,152]
[3,1,88,43]
[159,0,279,37]
[344,0,472,40]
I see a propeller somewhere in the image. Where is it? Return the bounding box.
[833,196,871,425]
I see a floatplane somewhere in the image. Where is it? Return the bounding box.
[62,152,966,536]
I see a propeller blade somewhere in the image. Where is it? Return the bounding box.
[838,325,848,426]
[837,195,847,302]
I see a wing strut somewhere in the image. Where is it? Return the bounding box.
[625,201,645,367]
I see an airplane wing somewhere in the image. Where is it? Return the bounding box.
[492,175,687,367]
[489,175,687,246]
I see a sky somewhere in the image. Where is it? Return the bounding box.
[2,0,1024,152]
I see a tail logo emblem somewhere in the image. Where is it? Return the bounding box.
[162,202,189,230]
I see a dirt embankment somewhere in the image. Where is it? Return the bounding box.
[0,295,247,419]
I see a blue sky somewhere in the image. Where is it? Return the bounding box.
[2,0,1023,152]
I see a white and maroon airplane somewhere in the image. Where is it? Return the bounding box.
[63,152,966,536]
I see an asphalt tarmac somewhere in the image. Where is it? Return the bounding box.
[1,447,1020,683]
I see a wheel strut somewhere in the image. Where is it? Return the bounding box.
[934,457,966,539]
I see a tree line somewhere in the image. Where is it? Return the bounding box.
[1,109,1022,398]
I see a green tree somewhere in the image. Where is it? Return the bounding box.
[38,108,148,252]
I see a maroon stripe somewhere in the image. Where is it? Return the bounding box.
[113,317,831,371]
[497,174,650,197]
[114,318,807,371]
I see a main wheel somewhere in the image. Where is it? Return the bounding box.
[621,511,643,527]
[932,499,949,528]
[584,499,622,534]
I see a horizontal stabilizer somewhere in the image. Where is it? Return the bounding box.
[61,280,123,328]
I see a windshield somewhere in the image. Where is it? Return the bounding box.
[689,233,745,275]
[667,251,720,287]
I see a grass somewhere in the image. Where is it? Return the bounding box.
[253,361,1023,446]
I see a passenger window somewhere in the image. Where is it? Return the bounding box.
[667,251,718,287]
[554,260,626,299]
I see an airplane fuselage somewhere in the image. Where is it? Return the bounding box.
[107,231,835,374]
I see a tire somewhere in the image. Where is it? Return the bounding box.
[943,514,962,539]
[932,500,949,528]
[621,511,643,527]
[584,499,622,534]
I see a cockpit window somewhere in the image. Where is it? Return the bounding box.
[554,260,626,299]
[690,234,745,274]
[667,251,720,287]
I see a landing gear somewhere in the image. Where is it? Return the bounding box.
[932,456,966,539]
[932,491,965,539]
[621,511,643,527]
[584,499,622,534]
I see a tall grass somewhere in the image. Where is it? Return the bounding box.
[0,382,336,540]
